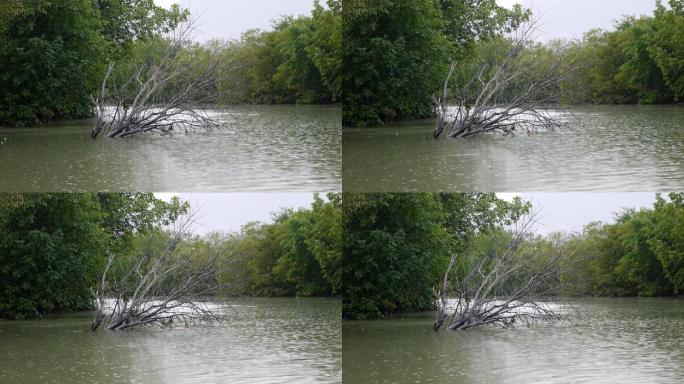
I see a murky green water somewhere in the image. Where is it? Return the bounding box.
[0,297,341,384]
[343,298,684,383]
[0,105,341,192]
[343,105,684,192]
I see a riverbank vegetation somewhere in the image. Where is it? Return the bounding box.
[342,0,530,127]
[343,193,684,321]
[0,193,341,320]
[219,193,341,297]
[558,0,684,104]
[0,0,340,127]
[341,193,530,320]
[343,0,684,127]
[563,193,684,297]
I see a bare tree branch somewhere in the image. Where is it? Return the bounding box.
[433,212,568,332]
[91,211,234,331]
[434,20,568,139]
[91,20,230,139]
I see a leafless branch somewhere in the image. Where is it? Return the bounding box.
[433,212,568,331]
[91,20,230,139]
[91,210,234,331]
[434,20,569,139]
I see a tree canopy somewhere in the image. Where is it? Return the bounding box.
[341,193,529,319]
[341,0,684,127]
[0,193,341,320]
[563,193,684,297]
[218,193,341,297]
[0,193,187,319]
[218,0,341,104]
[530,0,684,104]
[0,0,340,127]
[342,0,530,127]
[0,0,187,126]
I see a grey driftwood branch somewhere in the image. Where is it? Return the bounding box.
[433,212,566,332]
[434,20,567,139]
[91,20,228,139]
[90,211,232,331]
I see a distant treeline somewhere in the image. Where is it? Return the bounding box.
[342,193,530,320]
[341,193,684,320]
[563,193,684,297]
[0,193,341,320]
[540,0,684,105]
[342,0,684,127]
[342,0,530,127]
[0,0,340,127]
[216,1,341,105]
[217,193,341,297]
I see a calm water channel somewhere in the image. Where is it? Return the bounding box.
[0,297,341,384]
[343,298,684,383]
[343,105,684,192]
[0,105,341,192]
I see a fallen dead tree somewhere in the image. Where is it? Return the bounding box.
[91,212,230,331]
[433,213,566,332]
[433,21,566,139]
[91,21,226,138]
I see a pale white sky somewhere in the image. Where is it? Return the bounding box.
[154,0,316,41]
[157,193,660,236]
[156,193,316,234]
[153,0,659,42]
[498,193,657,235]
[497,0,657,41]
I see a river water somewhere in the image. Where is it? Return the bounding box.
[343,105,684,192]
[0,105,341,192]
[0,297,341,384]
[342,298,684,383]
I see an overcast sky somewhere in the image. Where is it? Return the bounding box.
[497,0,657,41]
[156,193,315,234]
[498,193,657,235]
[157,193,659,237]
[153,1,659,42]
[154,0,315,41]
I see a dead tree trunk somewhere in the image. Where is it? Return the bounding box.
[434,21,566,139]
[433,213,566,332]
[91,21,227,139]
[91,212,230,331]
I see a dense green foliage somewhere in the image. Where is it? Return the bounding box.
[342,0,529,126]
[341,193,529,319]
[518,0,684,104]
[0,193,340,319]
[342,192,684,320]
[216,0,340,104]
[0,1,339,126]
[0,193,187,319]
[218,194,341,297]
[0,0,186,126]
[342,0,683,126]
[0,1,105,125]
[563,193,684,297]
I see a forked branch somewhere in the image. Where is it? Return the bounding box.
[91,211,233,331]
[91,20,228,139]
[434,20,567,139]
[433,212,567,332]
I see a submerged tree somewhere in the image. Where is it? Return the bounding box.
[342,193,529,320]
[91,21,227,138]
[342,0,530,127]
[0,0,188,127]
[433,21,566,139]
[91,212,230,331]
[433,213,566,331]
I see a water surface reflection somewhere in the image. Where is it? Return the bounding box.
[0,297,341,384]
